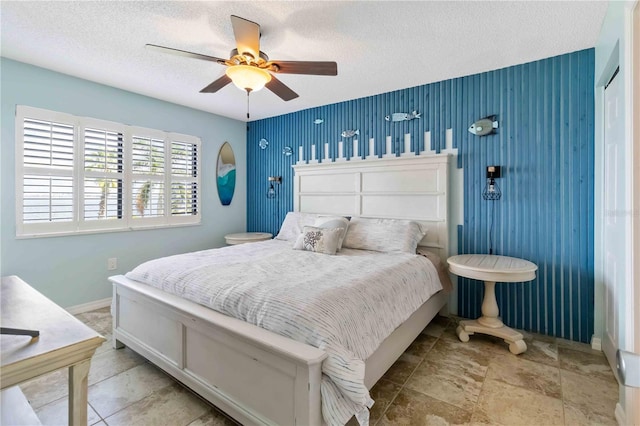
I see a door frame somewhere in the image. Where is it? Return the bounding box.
[627,1,640,424]
[616,1,640,424]
[595,1,639,424]
[601,58,623,378]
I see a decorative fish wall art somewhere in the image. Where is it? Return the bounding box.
[314,118,324,124]
[341,129,359,138]
[385,111,421,122]
[468,115,499,136]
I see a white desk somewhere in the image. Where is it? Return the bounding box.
[1,276,105,425]
[447,255,537,354]
[224,232,272,245]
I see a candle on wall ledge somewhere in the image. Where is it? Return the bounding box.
[402,133,412,157]
[352,139,360,160]
[310,144,317,163]
[422,131,433,155]
[298,146,304,163]
[445,128,454,152]
[338,141,344,161]
[324,143,329,161]
[384,136,394,158]
[368,138,375,159]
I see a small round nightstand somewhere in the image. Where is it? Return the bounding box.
[224,232,272,245]
[447,254,537,354]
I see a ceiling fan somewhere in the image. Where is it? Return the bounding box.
[147,15,338,118]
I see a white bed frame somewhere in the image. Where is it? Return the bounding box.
[109,154,453,426]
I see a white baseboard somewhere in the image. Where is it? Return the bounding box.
[591,336,603,351]
[66,297,111,315]
[615,402,625,426]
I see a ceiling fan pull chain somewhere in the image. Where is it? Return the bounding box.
[246,88,252,119]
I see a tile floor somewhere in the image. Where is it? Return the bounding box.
[20,308,618,425]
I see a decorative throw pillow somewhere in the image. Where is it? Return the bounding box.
[293,226,343,255]
[313,216,350,250]
[342,218,427,253]
[275,212,319,241]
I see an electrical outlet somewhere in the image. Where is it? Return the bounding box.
[107,258,117,271]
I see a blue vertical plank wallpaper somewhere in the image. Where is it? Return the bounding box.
[247,49,594,343]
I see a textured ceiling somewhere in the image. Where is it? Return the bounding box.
[1,1,608,122]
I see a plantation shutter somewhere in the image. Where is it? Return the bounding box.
[131,136,166,219]
[170,140,199,217]
[21,117,75,225]
[83,127,124,222]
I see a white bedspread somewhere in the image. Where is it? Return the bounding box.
[125,239,442,425]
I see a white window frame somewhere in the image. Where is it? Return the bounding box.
[16,105,201,238]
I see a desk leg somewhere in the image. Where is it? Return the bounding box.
[68,359,91,426]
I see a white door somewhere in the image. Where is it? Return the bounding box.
[602,68,625,374]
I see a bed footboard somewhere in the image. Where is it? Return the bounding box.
[110,275,326,426]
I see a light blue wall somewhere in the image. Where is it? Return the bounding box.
[247,49,595,343]
[0,58,246,308]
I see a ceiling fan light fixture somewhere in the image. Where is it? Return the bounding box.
[149,16,334,104]
[225,65,271,92]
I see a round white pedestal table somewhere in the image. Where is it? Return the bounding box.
[447,254,537,354]
[224,232,272,245]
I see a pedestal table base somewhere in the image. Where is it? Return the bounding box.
[456,319,527,354]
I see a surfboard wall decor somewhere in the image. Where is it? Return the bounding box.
[217,142,236,206]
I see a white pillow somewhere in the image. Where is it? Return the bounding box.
[275,212,319,241]
[293,226,343,255]
[313,216,350,250]
[342,218,426,253]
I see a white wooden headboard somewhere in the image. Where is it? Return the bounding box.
[292,155,452,262]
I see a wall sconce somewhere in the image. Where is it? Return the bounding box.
[267,176,282,199]
[482,166,501,200]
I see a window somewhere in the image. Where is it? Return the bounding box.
[16,106,200,237]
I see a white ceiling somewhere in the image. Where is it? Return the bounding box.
[1,1,608,122]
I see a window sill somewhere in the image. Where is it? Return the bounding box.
[15,221,201,239]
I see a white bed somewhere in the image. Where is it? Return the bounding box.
[109,154,453,425]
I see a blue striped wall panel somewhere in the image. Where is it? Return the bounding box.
[247,49,595,343]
